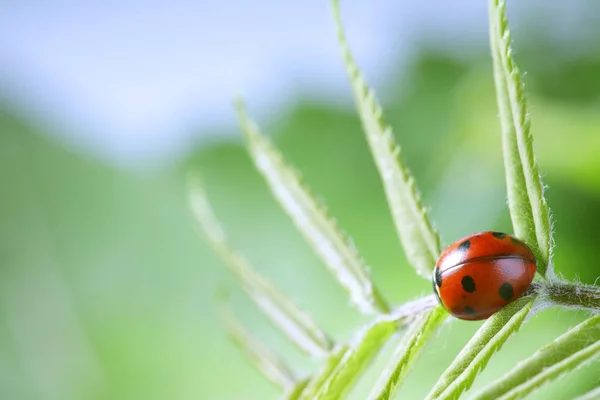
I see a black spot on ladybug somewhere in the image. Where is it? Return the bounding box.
[462,295,467,300]
[464,306,476,315]
[458,240,471,252]
[434,268,443,288]
[492,232,506,239]
[461,275,476,293]
[499,282,514,301]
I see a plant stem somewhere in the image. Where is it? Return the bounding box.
[540,281,600,312]
[385,294,441,324]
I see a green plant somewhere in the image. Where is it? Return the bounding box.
[188,0,600,398]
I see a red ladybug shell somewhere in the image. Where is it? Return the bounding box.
[432,231,536,321]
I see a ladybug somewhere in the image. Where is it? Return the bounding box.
[432,231,536,321]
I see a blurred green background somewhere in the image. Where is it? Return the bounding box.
[2,3,600,400]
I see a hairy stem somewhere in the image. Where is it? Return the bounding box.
[386,294,440,324]
[541,281,600,312]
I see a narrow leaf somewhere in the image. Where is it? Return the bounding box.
[473,314,600,400]
[298,345,349,400]
[573,385,600,400]
[369,305,448,400]
[236,101,389,314]
[427,297,534,400]
[189,178,332,357]
[220,305,296,390]
[299,296,438,400]
[331,0,441,278]
[315,319,398,399]
[490,0,552,275]
[490,14,534,255]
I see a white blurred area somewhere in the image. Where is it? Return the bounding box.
[0,0,594,167]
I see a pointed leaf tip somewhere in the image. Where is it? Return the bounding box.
[235,99,390,314]
[188,177,332,357]
[331,0,441,279]
[489,0,553,276]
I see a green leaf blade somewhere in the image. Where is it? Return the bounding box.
[236,101,389,314]
[189,179,333,357]
[489,0,553,276]
[282,379,310,400]
[300,296,439,399]
[331,0,441,279]
[314,319,398,399]
[573,385,600,400]
[221,305,297,390]
[473,314,600,400]
[427,297,534,400]
[369,305,448,400]
[298,345,349,400]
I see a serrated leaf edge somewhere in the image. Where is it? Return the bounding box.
[331,0,441,278]
[429,297,534,400]
[189,177,332,357]
[236,100,389,314]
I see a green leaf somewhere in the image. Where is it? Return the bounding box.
[220,304,296,390]
[236,101,389,314]
[573,385,600,400]
[298,345,349,400]
[299,295,438,400]
[489,0,552,276]
[473,314,600,400]
[282,379,310,400]
[314,319,398,399]
[369,305,448,400]
[331,0,441,279]
[427,297,534,400]
[189,179,332,357]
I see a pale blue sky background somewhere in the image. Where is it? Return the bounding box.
[0,0,592,166]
